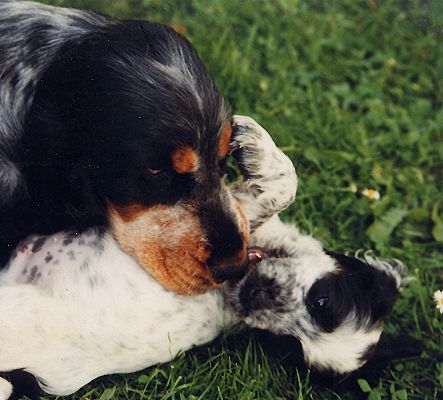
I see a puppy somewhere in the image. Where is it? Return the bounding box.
[0,0,248,294]
[0,117,406,399]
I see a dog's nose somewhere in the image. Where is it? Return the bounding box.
[197,185,250,283]
[199,215,249,282]
[205,221,248,283]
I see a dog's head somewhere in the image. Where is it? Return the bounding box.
[224,230,407,374]
[23,20,248,294]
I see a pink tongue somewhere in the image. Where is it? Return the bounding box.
[247,247,269,268]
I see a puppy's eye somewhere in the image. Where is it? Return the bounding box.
[146,168,163,176]
[311,296,329,310]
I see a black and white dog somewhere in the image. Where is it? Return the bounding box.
[0,0,250,294]
[0,117,406,399]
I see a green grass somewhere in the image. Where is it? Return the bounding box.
[35,0,443,399]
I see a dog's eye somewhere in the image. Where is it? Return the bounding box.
[311,296,329,310]
[146,168,164,176]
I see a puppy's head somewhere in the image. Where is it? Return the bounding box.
[225,234,406,374]
[25,20,248,294]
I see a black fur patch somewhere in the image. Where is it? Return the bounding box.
[307,253,399,332]
[31,237,46,253]
[0,370,40,400]
[239,269,287,316]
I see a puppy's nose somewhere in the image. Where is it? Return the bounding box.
[209,255,248,283]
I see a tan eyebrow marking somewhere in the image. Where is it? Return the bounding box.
[218,121,232,158]
[172,146,199,174]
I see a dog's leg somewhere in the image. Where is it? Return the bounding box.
[230,116,297,232]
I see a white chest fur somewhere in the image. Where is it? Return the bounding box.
[0,230,225,395]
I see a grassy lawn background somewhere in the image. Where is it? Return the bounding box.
[35,0,443,399]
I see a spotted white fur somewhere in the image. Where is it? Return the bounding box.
[0,116,402,398]
[0,231,225,396]
[0,0,109,118]
[231,116,297,231]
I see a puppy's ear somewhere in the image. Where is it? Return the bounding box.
[352,334,423,384]
[310,334,423,397]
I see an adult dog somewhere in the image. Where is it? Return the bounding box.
[0,0,248,294]
[0,117,408,399]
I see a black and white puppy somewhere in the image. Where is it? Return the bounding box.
[0,117,406,399]
[0,0,249,294]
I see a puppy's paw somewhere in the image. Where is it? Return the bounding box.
[231,116,291,179]
[231,116,267,178]
[231,115,297,218]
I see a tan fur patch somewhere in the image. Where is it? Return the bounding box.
[218,121,232,158]
[108,202,219,295]
[109,203,147,223]
[171,146,199,174]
